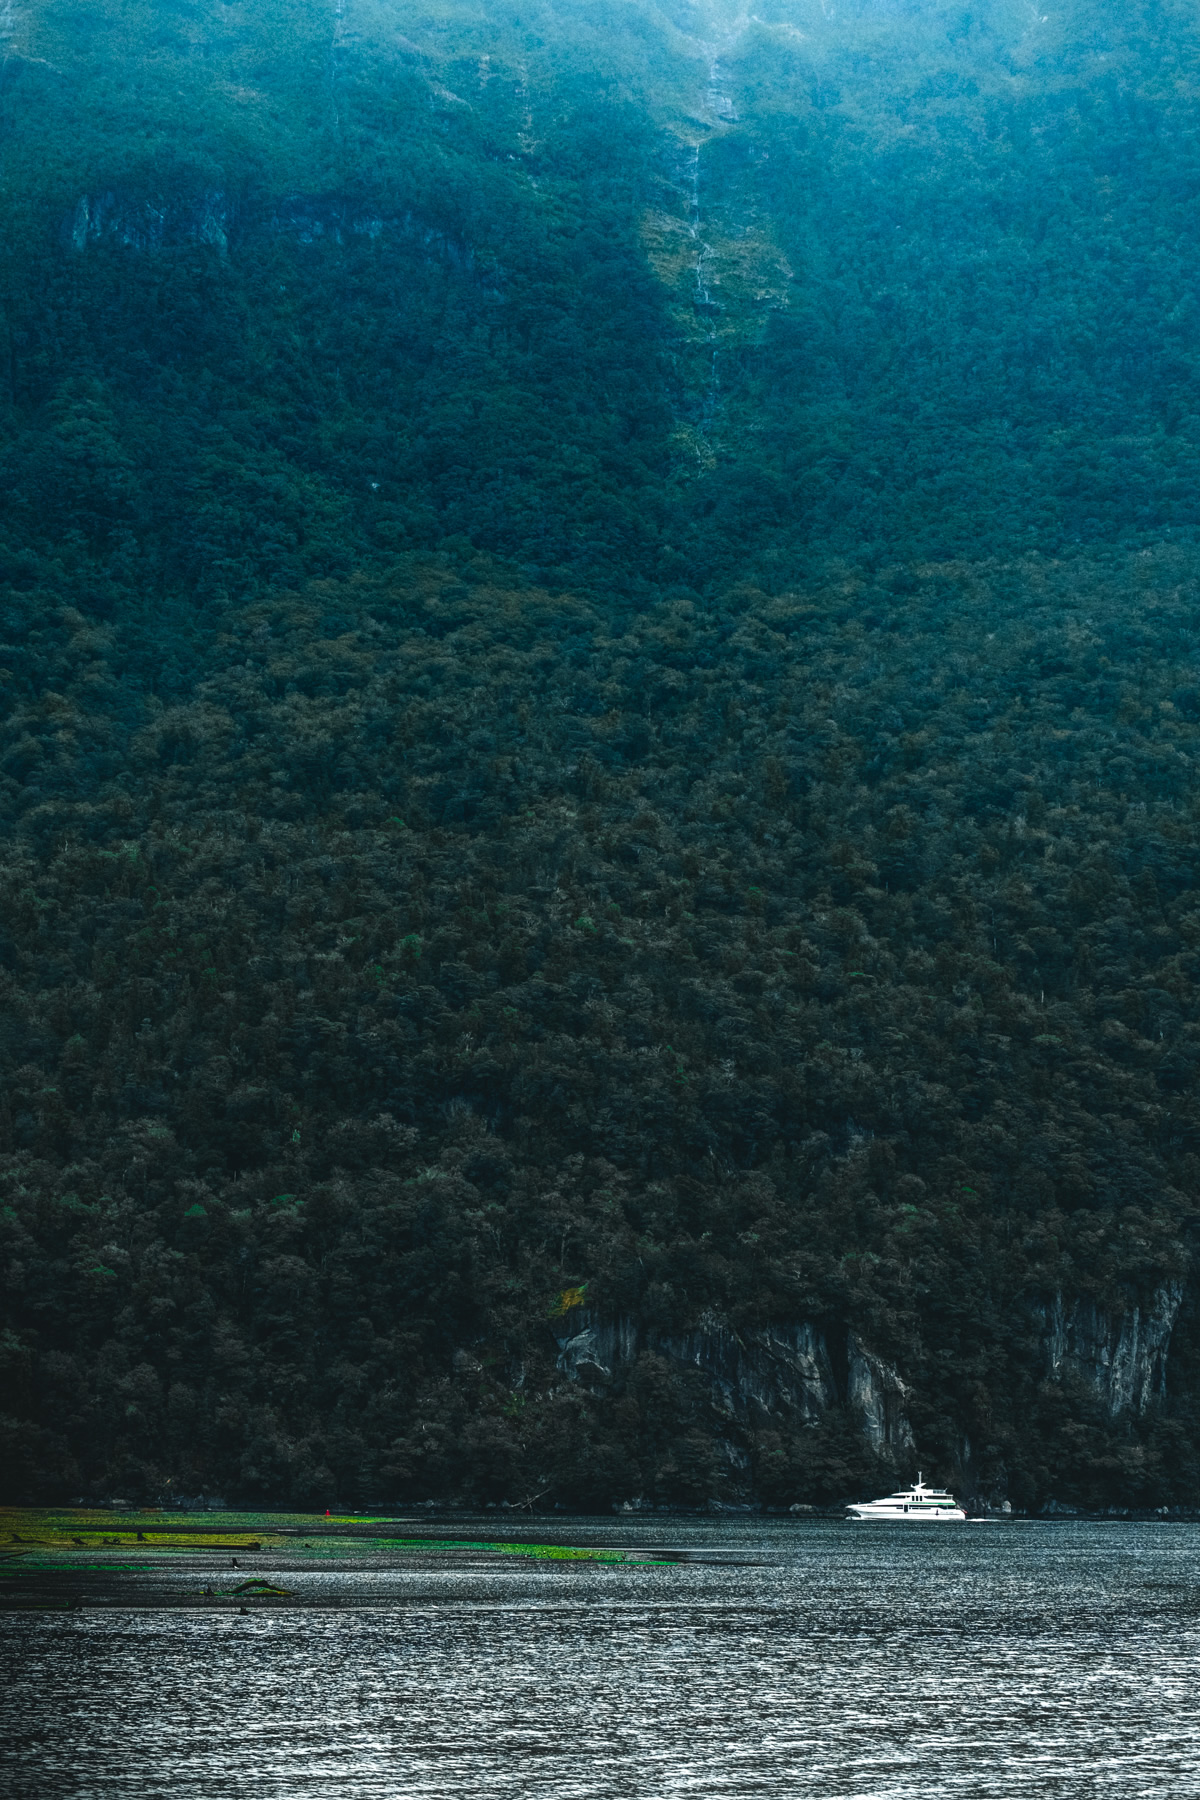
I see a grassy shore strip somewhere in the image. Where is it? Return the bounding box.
[377,1539,671,1565]
[0,1510,675,1573]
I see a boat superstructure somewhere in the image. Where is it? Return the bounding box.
[847,1472,966,1521]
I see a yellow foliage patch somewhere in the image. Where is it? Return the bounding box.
[548,1284,588,1318]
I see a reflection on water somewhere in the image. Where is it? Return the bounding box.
[3,1520,1200,1798]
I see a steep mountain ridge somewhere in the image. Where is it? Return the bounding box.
[3,0,1200,1509]
[7,0,1200,612]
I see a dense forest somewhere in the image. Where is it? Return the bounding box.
[3,0,1200,1513]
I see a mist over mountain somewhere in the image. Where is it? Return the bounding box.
[4,0,1200,1513]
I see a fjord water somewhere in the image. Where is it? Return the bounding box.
[4,1521,1199,1798]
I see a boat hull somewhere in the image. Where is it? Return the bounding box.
[847,1506,966,1521]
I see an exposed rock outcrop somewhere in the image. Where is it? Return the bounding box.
[1035,1282,1184,1416]
[554,1312,915,1454]
[64,190,484,278]
[266,199,478,270]
[556,1316,640,1385]
[662,1320,836,1425]
[845,1335,917,1457]
[67,190,231,254]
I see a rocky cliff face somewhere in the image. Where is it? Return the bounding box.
[65,190,481,270]
[554,1312,916,1459]
[67,191,233,254]
[1034,1284,1184,1417]
[845,1336,917,1458]
[555,1286,1185,1473]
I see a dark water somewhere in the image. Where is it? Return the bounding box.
[4,1519,1200,1798]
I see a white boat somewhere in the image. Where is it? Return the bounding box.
[847,1472,966,1521]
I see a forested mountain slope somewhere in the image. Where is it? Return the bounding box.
[3,0,1200,1510]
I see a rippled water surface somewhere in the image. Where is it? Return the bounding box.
[4,1519,1200,1798]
